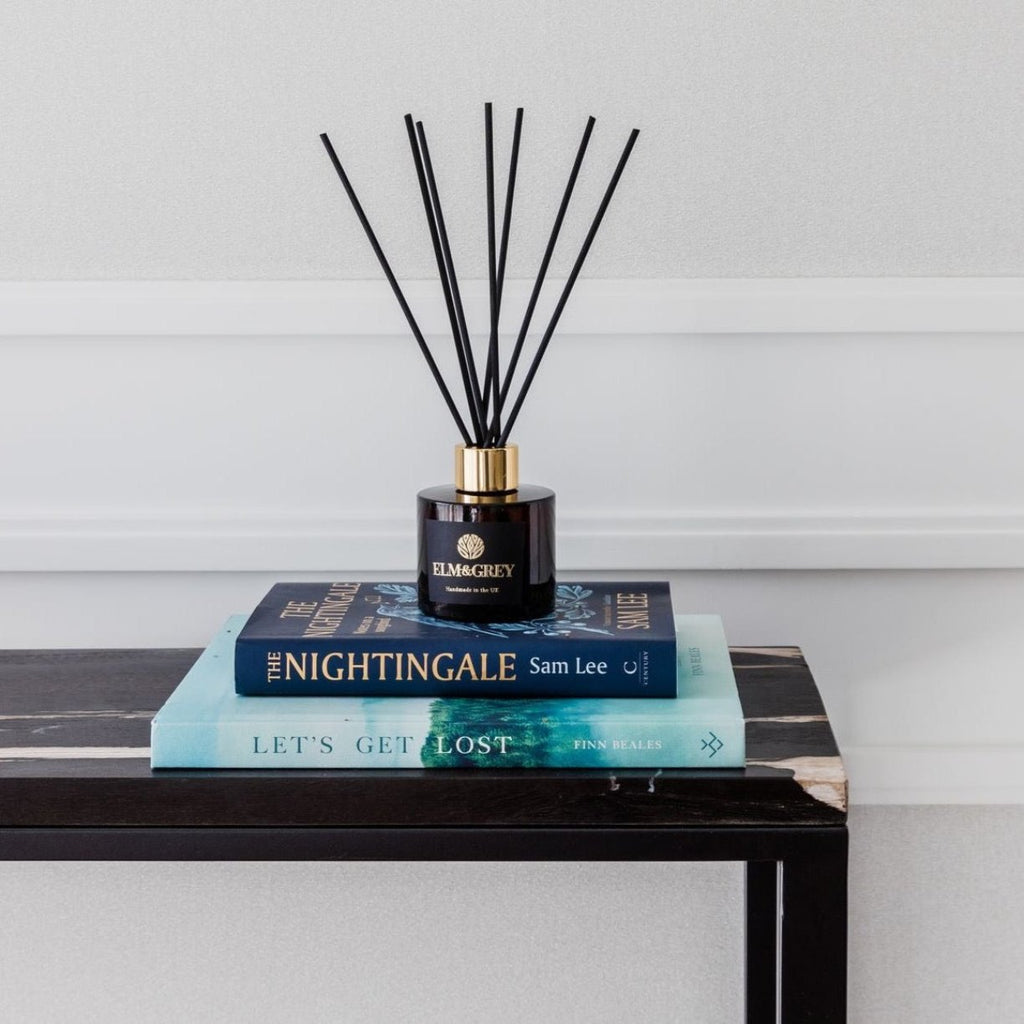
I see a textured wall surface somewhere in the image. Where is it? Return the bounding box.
[2,0,1024,278]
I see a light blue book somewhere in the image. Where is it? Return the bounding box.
[151,615,745,769]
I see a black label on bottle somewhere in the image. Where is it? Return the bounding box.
[425,520,526,607]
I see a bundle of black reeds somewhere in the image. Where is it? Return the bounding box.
[320,106,638,449]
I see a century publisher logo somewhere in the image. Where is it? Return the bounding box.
[457,533,485,560]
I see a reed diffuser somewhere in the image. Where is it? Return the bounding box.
[320,105,639,621]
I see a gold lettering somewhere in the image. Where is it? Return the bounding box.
[280,600,317,619]
[347,652,370,681]
[370,652,394,680]
[616,591,651,631]
[432,652,455,681]
[455,652,478,681]
[431,562,516,578]
[283,652,308,680]
[301,582,362,638]
[321,652,345,681]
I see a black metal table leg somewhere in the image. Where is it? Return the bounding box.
[745,860,779,1024]
[780,827,848,1023]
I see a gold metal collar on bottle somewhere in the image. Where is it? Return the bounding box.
[455,444,519,494]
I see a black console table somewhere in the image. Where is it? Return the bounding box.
[0,645,847,1023]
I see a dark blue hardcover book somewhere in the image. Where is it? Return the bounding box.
[153,614,744,769]
[234,581,677,697]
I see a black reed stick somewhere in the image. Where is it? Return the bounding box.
[415,120,487,443]
[496,107,524,308]
[484,103,498,427]
[484,105,524,444]
[489,115,596,441]
[404,114,484,444]
[319,132,473,446]
[497,128,640,446]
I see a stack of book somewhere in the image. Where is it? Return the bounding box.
[150,581,745,769]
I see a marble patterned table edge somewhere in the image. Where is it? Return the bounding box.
[0,646,846,828]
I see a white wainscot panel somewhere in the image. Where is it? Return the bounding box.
[2,277,1024,572]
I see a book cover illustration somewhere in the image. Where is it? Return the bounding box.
[234,581,678,698]
[152,614,744,770]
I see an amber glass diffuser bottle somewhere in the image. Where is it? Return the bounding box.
[320,105,638,622]
[418,445,554,622]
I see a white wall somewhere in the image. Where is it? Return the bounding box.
[2,808,1022,1024]
[3,3,1024,1022]
[3,1,1024,279]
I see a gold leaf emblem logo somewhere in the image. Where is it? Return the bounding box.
[457,533,485,560]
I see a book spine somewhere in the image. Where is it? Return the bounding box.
[234,636,677,698]
[150,713,744,769]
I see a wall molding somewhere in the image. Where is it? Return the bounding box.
[3,510,1024,572]
[4,277,1024,336]
[3,277,1024,573]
